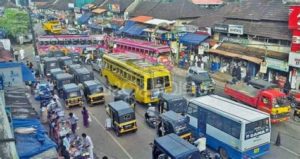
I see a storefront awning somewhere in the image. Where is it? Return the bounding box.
[77,12,92,24]
[0,62,35,82]
[209,49,263,64]
[180,33,209,45]
[130,16,153,23]
[124,24,146,36]
[92,8,106,14]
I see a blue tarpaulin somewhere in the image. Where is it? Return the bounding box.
[117,21,136,33]
[12,118,57,159]
[124,24,146,36]
[0,62,35,82]
[77,12,92,24]
[88,24,103,30]
[179,33,209,45]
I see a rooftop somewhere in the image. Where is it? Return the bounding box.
[190,95,269,122]
[102,0,134,12]
[192,0,224,5]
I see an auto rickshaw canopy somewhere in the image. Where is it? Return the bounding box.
[62,83,80,93]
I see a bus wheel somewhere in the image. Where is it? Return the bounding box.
[219,147,228,159]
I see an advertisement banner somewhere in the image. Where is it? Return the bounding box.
[265,57,289,72]
[289,52,300,68]
[228,25,243,35]
[288,6,300,30]
[213,24,228,33]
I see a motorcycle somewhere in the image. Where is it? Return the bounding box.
[294,106,300,121]
[145,106,159,128]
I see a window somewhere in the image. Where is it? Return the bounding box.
[187,103,198,118]
[164,76,170,87]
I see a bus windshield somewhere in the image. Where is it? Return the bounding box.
[147,76,170,90]
[245,118,270,140]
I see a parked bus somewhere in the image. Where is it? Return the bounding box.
[102,53,172,104]
[37,34,105,55]
[187,95,271,159]
[112,38,173,70]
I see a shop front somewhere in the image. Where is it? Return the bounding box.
[265,57,289,87]
[289,53,300,90]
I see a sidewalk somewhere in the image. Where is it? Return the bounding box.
[172,67,232,83]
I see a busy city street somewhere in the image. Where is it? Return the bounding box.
[1,0,300,159]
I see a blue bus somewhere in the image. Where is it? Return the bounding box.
[187,95,271,159]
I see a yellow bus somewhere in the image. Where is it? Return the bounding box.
[102,53,172,104]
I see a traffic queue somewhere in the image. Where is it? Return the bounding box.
[33,48,300,159]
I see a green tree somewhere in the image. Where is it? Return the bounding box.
[0,8,29,37]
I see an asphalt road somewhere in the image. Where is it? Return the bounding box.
[18,32,300,159]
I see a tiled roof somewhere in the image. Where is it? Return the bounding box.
[130,0,206,20]
[223,19,291,40]
[102,0,134,12]
[190,4,236,27]
[226,0,288,22]
[192,0,223,5]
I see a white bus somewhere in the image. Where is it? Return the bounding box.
[187,95,271,159]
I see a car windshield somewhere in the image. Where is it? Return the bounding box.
[198,72,211,81]
[275,97,290,107]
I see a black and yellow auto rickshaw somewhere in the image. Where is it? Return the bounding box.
[54,73,74,95]
[73,68,94,84]
[49,68,64,80]
[42,57,59,77]
[62,83,83,109]
[68,64,81,74]
[157,111,192,142]
[105,100,137,136]
[83,80,105,105]
[58,56,73,70]
[114,89,136,111]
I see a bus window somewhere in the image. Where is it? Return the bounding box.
[50,40,57,45]
[93,40,98,44]
[66,40,72,45]
[39,41,44,45]
[44,41,49,45]
[58,40,64,45]
[164,76,170,87]
[87,40,92,45]
[73,39,79,45]
[80,39,86,45]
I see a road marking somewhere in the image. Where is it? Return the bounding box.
[271,141,300,157]
[89,113,133,159]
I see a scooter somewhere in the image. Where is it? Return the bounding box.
[294,106,300,121]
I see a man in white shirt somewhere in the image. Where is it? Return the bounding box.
[82,133,94,159]
[19,48,25,61]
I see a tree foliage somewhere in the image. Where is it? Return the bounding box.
[0,8,29,37]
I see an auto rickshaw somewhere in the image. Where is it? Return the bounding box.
[42,57,59,77]
[49,68,64,80]
[62,83,83,109]
[48,51,65,58]
[152,133,201,159]
[186,66,215,97]
[54,73,74,95]
[73,68,94,84]
[158,111,192,141]
[58,56,73,70]
[114,89,136,111]
[105,100,137,136]
[158,93,187,114]
[83,80,105,105]
[68,52,81,64]
[68,64,82,75]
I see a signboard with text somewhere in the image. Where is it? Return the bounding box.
[228,25,243,35]
[265,57,289,72]
[213,24,228,33]
[289,52,300,68]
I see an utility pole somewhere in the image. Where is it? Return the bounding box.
[27,7,38,56]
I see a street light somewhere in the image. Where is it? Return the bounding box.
[27,6,38,56]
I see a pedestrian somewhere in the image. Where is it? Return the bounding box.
[29,62,33,70]
[14,49,19,62]
[283,81,291,95]
[69,113,78,134]
[244,70,251,84]
[102,156,108,159]
[85,53,91,64]
[19,48,25,61]
[61,145,70,159]
[26,61,30,67]
[82,107,89,128]
[82,133,94,159]
[48,80,54,95]
[236,65,242,81]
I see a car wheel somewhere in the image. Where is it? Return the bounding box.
[116,127,121,137]
[219,147,228,159]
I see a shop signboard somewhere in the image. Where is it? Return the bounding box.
[266,57,289,72]
[220,36,249,45]
[289,52,300,68]
[260,61,267,73]
[228,25,243,35]
[213,24,228,33]
[0,66,23,87]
